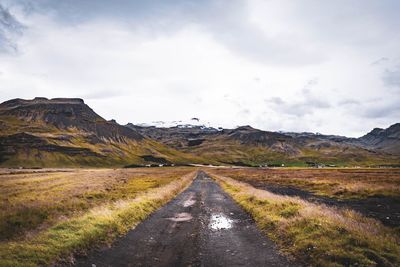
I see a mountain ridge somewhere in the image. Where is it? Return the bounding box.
[127,121,400,155]
[0,97,203,167]
[127,120,400,166]
[357,123,400,155]
[0,97,399,167]
[0,97,143,141]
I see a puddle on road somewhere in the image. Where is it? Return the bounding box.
[183,193,196,207]
[213,195,225,201]
[167,212,193,222]
[183,198,196,207]
[209,213,233,230]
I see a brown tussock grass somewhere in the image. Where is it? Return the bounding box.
[211,173,400,267]
[0,169,197,267]
[0,167,195,241]
[211,168,400,199]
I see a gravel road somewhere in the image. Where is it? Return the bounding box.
[74,171,293,267]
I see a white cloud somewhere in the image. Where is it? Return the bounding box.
[0,0,399,137]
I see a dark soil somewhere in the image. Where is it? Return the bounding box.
[248,182,400,228]
[73,172,294,267]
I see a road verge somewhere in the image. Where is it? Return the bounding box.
[0,171,197,267]
[210,173,400,266]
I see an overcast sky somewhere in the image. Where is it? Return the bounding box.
[0,0,399,137]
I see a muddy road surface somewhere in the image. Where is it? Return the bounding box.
[74,172,292,267]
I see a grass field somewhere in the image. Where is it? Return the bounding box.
[210,168,400,199]
[0,167,196,266]
[211,172,400,266]
[2,167,400,266]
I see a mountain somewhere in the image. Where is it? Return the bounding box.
[358,123,400,155]
[0,98,142,141]
[0,98,203,167]
[125,123,220,148]
[133,117,212,128]
[128,123,400,167]
[0,97,399,168]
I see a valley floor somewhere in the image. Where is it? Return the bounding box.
[241,182,400,228]
[210,167,400,228]
[1,167,399,266]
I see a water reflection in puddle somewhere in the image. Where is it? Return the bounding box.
[183,193,196,207]
[167,212,193,222]
[183,198,196,207]
[209,213,233,230]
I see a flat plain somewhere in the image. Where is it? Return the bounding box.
[0,167,196,266]
[1,167,400,267]
[209,168,400,266]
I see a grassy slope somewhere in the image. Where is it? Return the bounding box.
[0,116,208,167]
[0,169,197,267]
[180,136,400,167]
[1,116,399,167]
[211,173,400,267]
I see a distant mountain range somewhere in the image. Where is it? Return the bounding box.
[0,97,399,167]
[133,117,217,129]
[126,123,400,167]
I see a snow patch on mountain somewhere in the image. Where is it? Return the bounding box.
[134,118,216,129]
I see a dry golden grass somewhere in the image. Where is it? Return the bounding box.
[0,167,194,241]
[211,168,400,199]
[211,173,400,266]
[0,168,197,266]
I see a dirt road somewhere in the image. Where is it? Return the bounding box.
[74,171,292,267]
